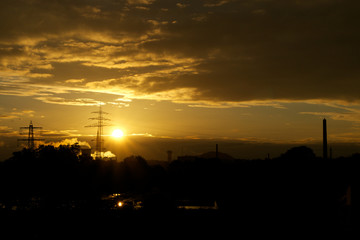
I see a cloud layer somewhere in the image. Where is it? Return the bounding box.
[1,0,360,106]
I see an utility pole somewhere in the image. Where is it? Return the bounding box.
[85,105,111,160]
[323,118,328,160]
[18,121,44,149]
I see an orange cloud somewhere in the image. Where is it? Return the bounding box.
[1,0,360,108]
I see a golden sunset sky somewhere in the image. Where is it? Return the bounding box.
[1,0,360,160]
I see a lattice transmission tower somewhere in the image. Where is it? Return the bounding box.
[85,105,111,160]
[18,121,44,149]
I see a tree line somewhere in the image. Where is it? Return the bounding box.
[0,144,359,226]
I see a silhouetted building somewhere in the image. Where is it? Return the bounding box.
[199,151,234,160]
[323,118,328,159]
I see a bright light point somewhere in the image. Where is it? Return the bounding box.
[112,129,124,138]
[118,201,123,207]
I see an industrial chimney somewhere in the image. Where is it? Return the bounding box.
[323,118,328,160]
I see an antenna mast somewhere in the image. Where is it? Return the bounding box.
[18,121,44,149]
[86,105,111,160]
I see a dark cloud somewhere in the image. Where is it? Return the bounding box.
[1,0,360,103]
[0,0,157,43]
[0,126,15,134]
[140,0,360,101]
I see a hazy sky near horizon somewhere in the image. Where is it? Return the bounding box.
[1,0,360,158]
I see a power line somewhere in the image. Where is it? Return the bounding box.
[18,121,44,149]
[85,105,111,160]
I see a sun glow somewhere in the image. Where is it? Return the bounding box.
[112,129,124,138]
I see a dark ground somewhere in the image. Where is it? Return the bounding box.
[0,146,359,239]
[0,206,355,239]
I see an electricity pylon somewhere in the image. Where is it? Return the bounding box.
[85,105,111,160]
[18,121,44,149]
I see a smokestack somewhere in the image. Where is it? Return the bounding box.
[323,118,328,160]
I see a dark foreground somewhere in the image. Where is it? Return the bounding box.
[1,146,359,238]
[0,207,354,239]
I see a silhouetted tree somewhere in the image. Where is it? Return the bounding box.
[0,144,82,202]
[279,145,316,161]
[0,143,356,230]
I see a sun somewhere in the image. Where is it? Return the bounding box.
[112,129,124,138]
